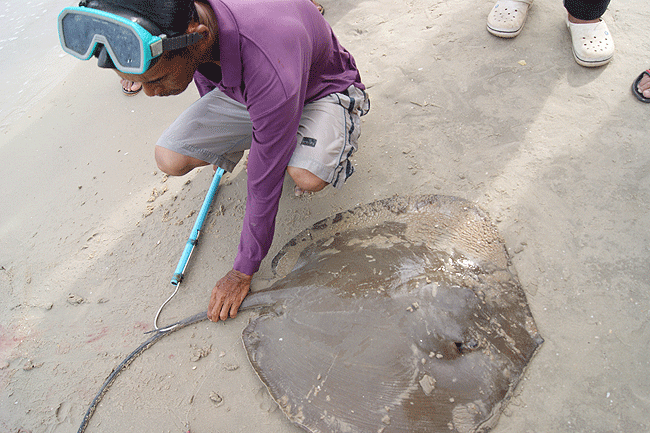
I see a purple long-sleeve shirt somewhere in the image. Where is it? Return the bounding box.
[193,0,364,275]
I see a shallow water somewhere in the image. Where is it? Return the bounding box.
[0,0,77,132]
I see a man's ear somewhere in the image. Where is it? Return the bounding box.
[188,20,208,35]
[188,22,213,54]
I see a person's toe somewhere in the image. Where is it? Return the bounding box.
[120,79,130,91]
[121,79,142,93]
[636,74,650,99]
[639,78,650,97]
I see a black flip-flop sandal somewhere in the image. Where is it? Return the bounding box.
[631,69,650,103]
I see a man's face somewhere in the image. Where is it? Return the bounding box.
[116,48,197,97]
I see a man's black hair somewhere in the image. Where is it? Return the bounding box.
[81,0,198,37]
[80,0,200,70]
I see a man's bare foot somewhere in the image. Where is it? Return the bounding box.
[632,69,650,102]
[638,72,650,100]
[294,185,313,197]
[121,79,142,95]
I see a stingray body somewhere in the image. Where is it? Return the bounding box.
[240,195,543,433]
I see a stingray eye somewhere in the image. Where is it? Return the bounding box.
[455,339,479,354]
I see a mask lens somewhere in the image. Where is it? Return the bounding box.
[60,10,143,70]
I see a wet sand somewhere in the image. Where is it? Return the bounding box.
[1,0,648,431]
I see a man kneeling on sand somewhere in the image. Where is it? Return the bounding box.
[58,0,369,321]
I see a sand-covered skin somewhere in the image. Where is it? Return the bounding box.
[1,0,648,431]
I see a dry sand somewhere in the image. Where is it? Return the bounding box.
[1,0,648,431]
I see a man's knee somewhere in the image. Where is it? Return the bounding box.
[287,166,328,192]
[155,146,207,176]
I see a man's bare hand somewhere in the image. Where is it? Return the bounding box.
[208,269,252,322]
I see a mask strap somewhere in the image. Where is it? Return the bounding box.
[161,32,203,51]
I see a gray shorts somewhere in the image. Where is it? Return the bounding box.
[156,85,370,188]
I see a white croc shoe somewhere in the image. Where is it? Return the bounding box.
[487,0,533,38]
[566,19,614,67]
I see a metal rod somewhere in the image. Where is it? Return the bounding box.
[153,168,224,330]
[171,167,224,285]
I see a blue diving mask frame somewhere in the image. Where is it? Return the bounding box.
[58,6,203,75]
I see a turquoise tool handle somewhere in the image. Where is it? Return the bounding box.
[171,168,224,285]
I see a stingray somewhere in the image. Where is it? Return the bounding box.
[77,195,542,433]
[238,194,543,433]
